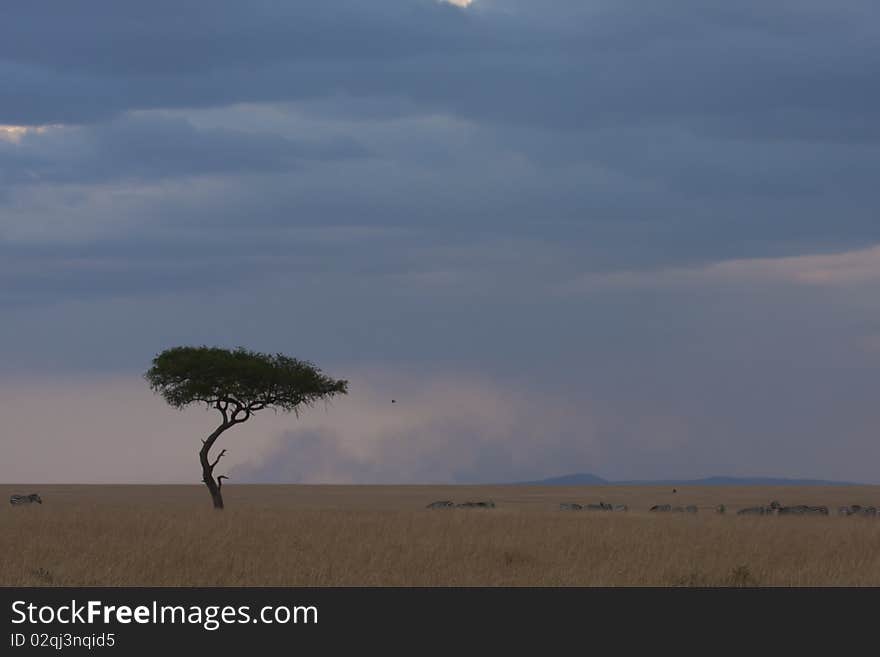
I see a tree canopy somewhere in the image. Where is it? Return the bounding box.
[145,345,348,416]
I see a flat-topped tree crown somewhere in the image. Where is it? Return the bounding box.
[146,346,348,415]
[145,346,348,509]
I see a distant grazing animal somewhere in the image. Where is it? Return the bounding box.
[559,503,583,511]
[685,505,698,513]
[613,504,628,512]
[456,501,495,509]
[737,501,830,516]
[586,502,613,511]
[737,506,768,516]
[838,505,877,517]
[426,500,454,509]
[650,504,672,512]
[10,494,42,506]
[715,504,726,514]
[778,505,828,516]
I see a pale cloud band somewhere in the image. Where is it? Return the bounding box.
[0,370,601,485]
[4,361,880,485]
[564,244,880,292]
[0,124,57,143]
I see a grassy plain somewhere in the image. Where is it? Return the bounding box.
[3,484,880,586]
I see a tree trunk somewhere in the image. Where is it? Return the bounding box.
[199,423,230,510]
[203,468,225,509]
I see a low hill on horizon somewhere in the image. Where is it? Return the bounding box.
[514,473,864,487]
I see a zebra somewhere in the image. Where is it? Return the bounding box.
[737,506,769,515]
[559,502,583,511]
[10,494,42,505]
[426,500,454,509]
[778,504,828,516]
[838,505,877,517]
[456,501,495,509]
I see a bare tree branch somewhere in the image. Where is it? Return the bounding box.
[214,399,230,425]
[230,407,251,424]
[209,448,227,469]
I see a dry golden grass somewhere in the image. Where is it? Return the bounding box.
[3,484,880,586]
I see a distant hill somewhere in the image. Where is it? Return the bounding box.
[513,473,863,486]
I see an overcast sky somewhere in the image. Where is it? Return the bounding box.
[4,1,880,484]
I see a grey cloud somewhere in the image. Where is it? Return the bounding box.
[2,1,879,144]
[2,1,879,262]
[232,427,531,485]
[230,372,605,484]
[0,1,480,124]
[0,115,367,184]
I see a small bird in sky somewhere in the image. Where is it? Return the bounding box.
[391,399,396,404]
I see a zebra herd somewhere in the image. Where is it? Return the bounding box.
[649,504,699,513]
[560,502,628,512]
[9,494,42,505]
[837,504,878,517]
[633,500,878,516]
[572,499,880,516]
[736,500,828,515]
[12,492,878,517]
[426,497,880,516]
[734,500,877,516]
[426,500,496,509]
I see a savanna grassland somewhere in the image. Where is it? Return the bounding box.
[3,484,880,587]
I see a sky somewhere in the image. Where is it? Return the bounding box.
[3,1,880,484]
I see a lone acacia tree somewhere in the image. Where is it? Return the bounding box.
[145,346,348,509]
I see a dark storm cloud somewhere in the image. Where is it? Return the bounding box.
[3,0,879,304]
[2,1,878,140]
[3,1,879,255]
[0,1,481,124]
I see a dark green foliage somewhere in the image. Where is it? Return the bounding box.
[145,346,348,415]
